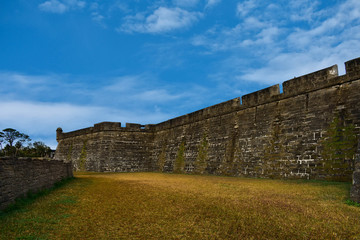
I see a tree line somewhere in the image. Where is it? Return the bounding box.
[0,128,52,157]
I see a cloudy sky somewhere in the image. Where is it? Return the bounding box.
[1,0,360,148]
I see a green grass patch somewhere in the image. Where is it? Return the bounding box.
[0,177,75,217]
[0,173,359,240]
[345,199,360,207]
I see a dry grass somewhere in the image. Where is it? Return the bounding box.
[1,172,360,240]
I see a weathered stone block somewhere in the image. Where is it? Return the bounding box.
[345,57,360,79]
[242,84,280,106]
[283,65,338,96]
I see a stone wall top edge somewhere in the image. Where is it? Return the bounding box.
[0,156,70,164]
[58,122,151,140]
[154,97,241,131]
[153,62,359,131]
[57,57,360,136]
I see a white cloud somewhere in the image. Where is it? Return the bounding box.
[0,71,200,108]
[205,0,221,8]
[38,0,85,13]
[192,0,360,86]
[39,0,68,13]
[91,12,106,27]
[289,0,321,22]
[135,89,184,102]
[64,0,86,8]
[102,75,141,92]
[120,7,202,33]
[173,0,200,8]
[236,0,257,17]
[192,21,280,52]
[242,17,267,29]
[0,100,172,149]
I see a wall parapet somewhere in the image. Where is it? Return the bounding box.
[152,57,360,131]
[282,65,339,96]
[345,57,360,79]
[57,121,149,140]
[154,97,242,131]
[242,84,280,107]
[57,57,360,135]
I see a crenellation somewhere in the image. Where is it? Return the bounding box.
[125,123,143,131]
[94,122,122,131]
[345,57,360,79]
[242,84,280,107]
[54,57,360,203]
[283,65,339,96]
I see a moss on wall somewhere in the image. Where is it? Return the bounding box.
[321,114,358,181]
[66,143,73,163]
[174,141,186,173]
[194,133,208,174]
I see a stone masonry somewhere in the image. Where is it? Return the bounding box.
[55,57,360,202]
[351,140,360,203]
[0,157,73,210]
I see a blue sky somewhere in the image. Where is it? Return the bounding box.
[1,0,360,149]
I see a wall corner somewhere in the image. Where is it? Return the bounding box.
[56,127,63,142]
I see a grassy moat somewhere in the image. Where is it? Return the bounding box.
[1,172,360,239]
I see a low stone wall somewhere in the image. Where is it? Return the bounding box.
[351,142,360,203]
[0,157,73,211]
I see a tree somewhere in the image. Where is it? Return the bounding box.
[0,128,53,158]
[0,131,4,151]
[2,128,31,147]
[33,141,52,157]
[1,128,31,157]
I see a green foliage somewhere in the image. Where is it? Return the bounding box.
[0,128,31,157]
[1,128,31,147]
[345,199,360,207]
[54,196,77,205]
[194,134,209,174]
[0,128,52,157]
[18,142,52,158]
[321,115,358,181]
[0,131,4,150]
[174,141,186,173]
[0,177,74,216]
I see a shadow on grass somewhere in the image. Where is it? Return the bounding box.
[0,177,76,218]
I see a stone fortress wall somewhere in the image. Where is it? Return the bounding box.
[55,57,360,202]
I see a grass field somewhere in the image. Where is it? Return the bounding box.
[1,172,360,240]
